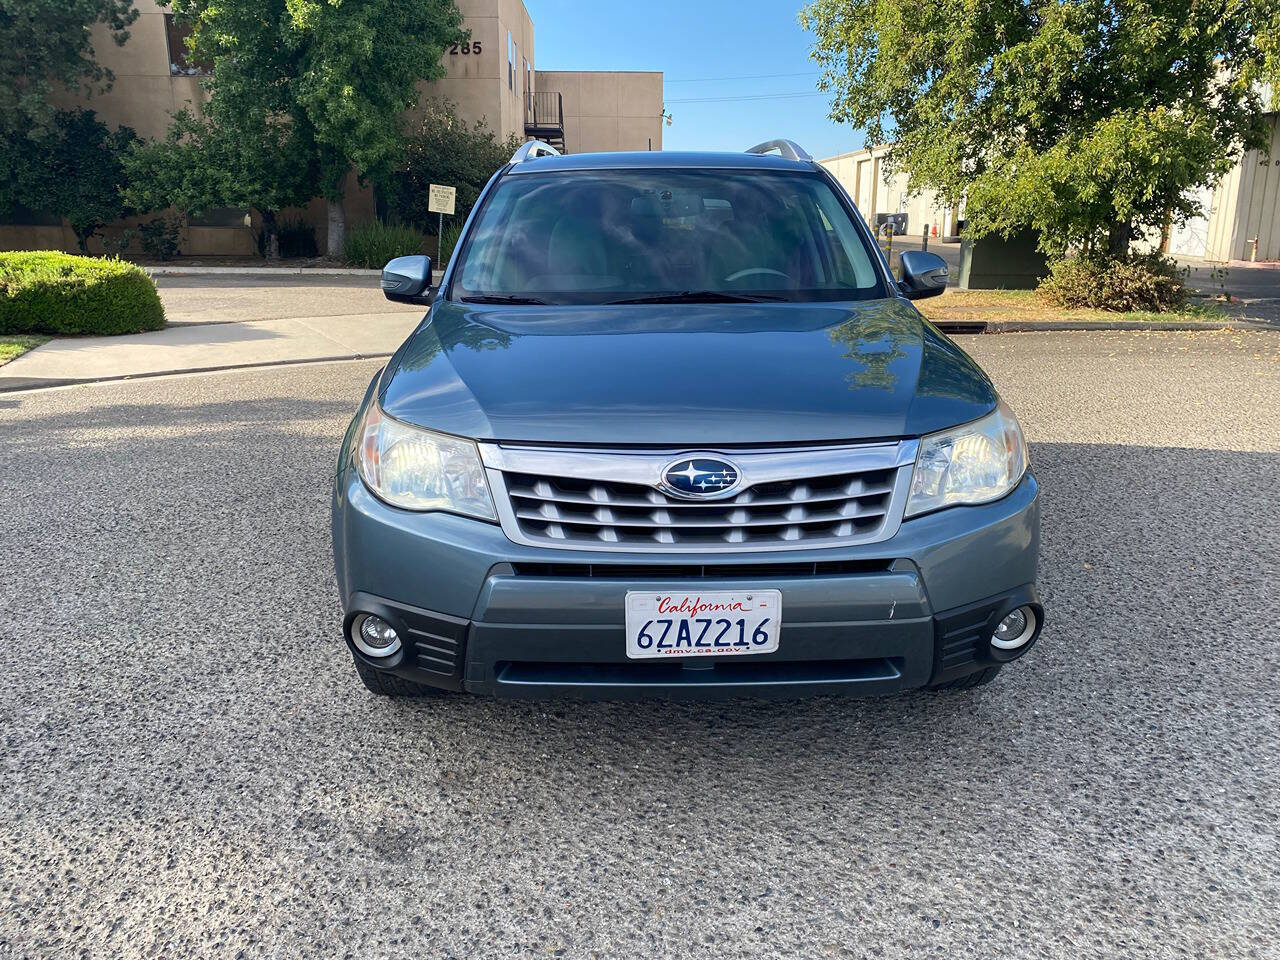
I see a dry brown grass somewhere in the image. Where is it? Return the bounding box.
[916,289,1227,325]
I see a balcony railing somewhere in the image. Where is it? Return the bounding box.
[524,91,564,143]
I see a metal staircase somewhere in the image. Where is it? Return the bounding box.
[524,91,566,153]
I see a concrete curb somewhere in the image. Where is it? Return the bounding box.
[147,265,383,277]
[935,319,1274,334]
[0,353,393,394]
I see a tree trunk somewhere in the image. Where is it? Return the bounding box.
[326,196,345,259]
[1107,220,1132,259]
[261,210,281,262]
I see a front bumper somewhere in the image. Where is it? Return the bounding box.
[332,470,1042,699]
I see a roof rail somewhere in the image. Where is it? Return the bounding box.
[745,139,813,163]
[511,140,561,164]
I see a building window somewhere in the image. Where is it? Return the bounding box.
[525,57,531,97]
[165,14,211,76]
[3,203,61,227]
[508,32,514,90]
[188,207,251,228]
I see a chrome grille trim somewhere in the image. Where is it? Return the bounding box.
[480,440,918,553]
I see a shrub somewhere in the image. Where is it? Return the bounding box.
[437,221,465,266]
[258,217,318,259]
[0,252,166,336]
[387,99,523,230]
[1037,255,1186,312]
[139,217,182,261]
[344,220,423,269]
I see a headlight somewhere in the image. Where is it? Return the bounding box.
[356,400,496,520]
[905,400,1028,518]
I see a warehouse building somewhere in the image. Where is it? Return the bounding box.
[820,145,963,243]
[822,110,1280,263]
[1171,113,1280,262]
[2,0,664,256]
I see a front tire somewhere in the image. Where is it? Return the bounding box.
[352,657,448,698]
[929,665,1002,691]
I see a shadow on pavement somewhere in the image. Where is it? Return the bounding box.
[1,368,1275,955]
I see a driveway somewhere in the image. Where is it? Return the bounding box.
[1,331,1277,958]
[1179,260,1280,326]
[154,274,422,326]
[876,236,963,285]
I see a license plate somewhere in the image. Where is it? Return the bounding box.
[624,590,782,659]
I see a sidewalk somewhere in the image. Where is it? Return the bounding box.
[0,311,421,391]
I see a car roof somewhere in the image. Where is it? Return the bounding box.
[505,150,819,174]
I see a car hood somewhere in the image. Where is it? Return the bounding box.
[378,299,996,445]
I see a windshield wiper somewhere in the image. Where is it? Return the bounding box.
[460,294,547,305]
[605,291,789,305]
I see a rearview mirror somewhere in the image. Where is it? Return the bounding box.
[381,255,434,304]
[898,250,949,300]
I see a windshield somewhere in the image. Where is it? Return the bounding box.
[451,170,886,305]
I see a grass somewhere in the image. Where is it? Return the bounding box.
[916,288,1229,325]
[0,335,49,366]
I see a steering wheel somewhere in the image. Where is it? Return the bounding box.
[724,268,791,284]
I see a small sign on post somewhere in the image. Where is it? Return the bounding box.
[427,184,457,216]
[427,184,457,266]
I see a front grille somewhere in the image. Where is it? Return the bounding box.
[510,559,895,579]
[496,657,904,688]
[500,467,902,549]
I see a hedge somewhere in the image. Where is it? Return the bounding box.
[0,252,166,336]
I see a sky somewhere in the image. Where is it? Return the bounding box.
[529,0,867,160]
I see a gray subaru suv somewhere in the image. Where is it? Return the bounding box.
[331,139,1042,700]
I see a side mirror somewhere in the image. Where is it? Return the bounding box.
[381,255,434,304]
[898,250,949,300]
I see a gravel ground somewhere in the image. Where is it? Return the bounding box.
[1,330,1278,959]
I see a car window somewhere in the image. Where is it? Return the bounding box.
[453,170,885,304]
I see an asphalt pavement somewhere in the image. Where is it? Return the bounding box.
[1,331,1278,959]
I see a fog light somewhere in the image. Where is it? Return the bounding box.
[353,614,401,657]
[991,607,1036,650]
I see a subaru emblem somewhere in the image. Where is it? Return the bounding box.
[660,456,742,500]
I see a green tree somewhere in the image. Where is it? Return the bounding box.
[0,0,137,137]
[389,99,523,232]
[167,0,466,257]
[801,0,1280,256]
[123,109,316,259]
[12,109,137,252]
[0,0,138,213]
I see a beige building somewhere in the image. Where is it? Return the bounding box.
[535,72,666,153]
[418,3,665,155]
[3,0,664,256]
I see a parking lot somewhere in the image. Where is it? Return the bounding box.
[1,330,1277,958]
